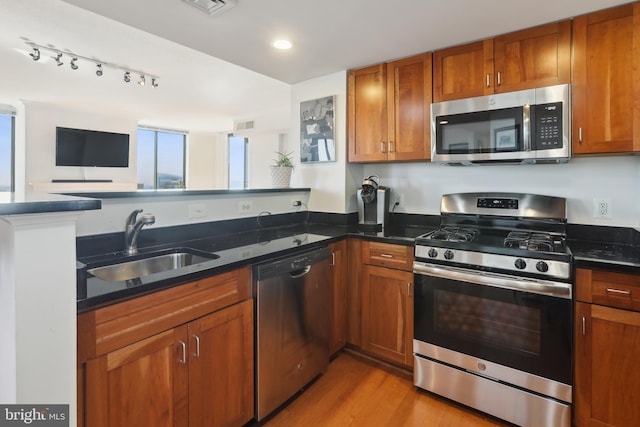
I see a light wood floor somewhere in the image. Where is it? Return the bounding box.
[261,351,509,427]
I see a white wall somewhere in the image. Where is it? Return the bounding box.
[362,156,640,227]
[24,102,138,188]
[187,131,227,189]
[291,71,357,213]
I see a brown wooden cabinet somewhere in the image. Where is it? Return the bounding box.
[329,240,348,356]
[574,268,640,427]
[433,20,570,102]
[572,3,640,155]
[78,268,254,427]
[359,241,414,368]
[348,53,432,162]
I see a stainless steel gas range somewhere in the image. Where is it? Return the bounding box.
[413,193,573,427]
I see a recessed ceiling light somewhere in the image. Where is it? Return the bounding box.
[273,40,292,50]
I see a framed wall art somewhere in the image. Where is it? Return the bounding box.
[300,95,335,163]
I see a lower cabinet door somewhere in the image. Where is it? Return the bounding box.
[84,326,189,427]
[575,302,640,427]
[361,265,414,367]
[188,299,254,427]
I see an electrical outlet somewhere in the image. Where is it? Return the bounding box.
[291,200,302,207]
[188,203,206,218]
[593,198,612,219]
[238,200,253,213]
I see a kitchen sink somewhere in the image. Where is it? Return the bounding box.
[87,249,220,282]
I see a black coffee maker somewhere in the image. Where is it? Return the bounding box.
[357,175,390,231]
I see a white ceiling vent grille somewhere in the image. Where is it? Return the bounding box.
[182,0,238,16]
[234,120,254,131]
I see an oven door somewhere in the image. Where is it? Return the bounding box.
[413,262,572,387]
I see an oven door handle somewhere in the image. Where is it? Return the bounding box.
[413,262,572,299]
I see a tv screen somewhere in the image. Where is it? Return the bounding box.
[56,127,130,167]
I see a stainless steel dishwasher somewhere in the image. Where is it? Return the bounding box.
[253,246,331,421]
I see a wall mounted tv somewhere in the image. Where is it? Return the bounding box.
[55,127,130,167]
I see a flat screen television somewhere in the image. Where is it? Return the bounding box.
[55,127,130,167]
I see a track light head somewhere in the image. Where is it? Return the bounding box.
[138,74,145,86]
[53,53,63,66]
[30,47,40,61]
[70,57,78,70]
[96,64,103,77]
[124,71,131,83]
[151,78,159,88]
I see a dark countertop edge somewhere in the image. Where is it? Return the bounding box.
[573,257,640,274]
[63,187,311,199]
[0,194,101,216]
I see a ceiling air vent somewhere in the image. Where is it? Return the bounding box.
[234,120,254,131]
[182,0,238,16]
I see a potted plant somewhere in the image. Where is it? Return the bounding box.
[270,151,294,188]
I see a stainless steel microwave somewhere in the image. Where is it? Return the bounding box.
[431,84,570,165]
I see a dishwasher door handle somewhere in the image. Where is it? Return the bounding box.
[289,265,311,279]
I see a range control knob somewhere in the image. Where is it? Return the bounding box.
[514,258,527,270]
[536,261,549,273]
[428,248,438,258]
[444,250,454,260]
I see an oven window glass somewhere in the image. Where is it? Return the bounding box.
[435,289,540,356]
[436,107,524,154]
[414,274,572,385]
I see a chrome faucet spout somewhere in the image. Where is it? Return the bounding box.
[124,209,155,255]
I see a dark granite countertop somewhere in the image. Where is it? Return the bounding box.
[0,192,101,215]
[567,224,640,274]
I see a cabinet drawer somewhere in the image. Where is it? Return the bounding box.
[576,268,640,311]
[361,241,413,271]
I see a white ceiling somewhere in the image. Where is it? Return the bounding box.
[0,0,631,133]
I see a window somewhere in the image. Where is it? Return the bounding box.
[0,112,15,192]
[137,128,186,189]
[228,134,248,189]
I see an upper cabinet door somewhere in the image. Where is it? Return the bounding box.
[573,3,640,155]
[433,40,494,102]
[347,64,388,162]
[493,20,571,93]
[386,53,432,161]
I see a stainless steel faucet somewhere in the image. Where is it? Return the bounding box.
[124,209,156,255]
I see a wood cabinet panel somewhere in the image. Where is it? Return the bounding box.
[572,3,640,154]
[347,64,388,162]
[348,53,431,162]
[433,40,493,102]
[575,268,640,311]
[575,301,640,427]
[361,265,413,367]
[362,240,414,271]
[329,240,348,355]
[346,239,363,347]
[493,20,570,93]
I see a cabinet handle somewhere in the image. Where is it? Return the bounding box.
[486,73,490,88]
[407,282,412,297]
[179,340,187,365]
[330,252,336,267]
[192,335,200,358]
[380,141,386,153]
[605,288,632,296]
[578,127,583,143]
[582,316,586,336]
[379,253,393,258]
[497,71,501,86]
[388,141,394,153]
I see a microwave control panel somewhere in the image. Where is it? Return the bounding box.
[532,102,563,150]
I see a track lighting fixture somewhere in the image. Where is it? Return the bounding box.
[23,41,159,89]
[30,47,40,61]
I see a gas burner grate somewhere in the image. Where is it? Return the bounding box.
[504,231,556,252]
[427,227,480,243]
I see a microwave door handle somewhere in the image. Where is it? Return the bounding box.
[523,104,531,151]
